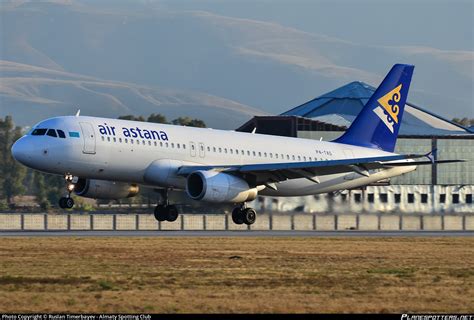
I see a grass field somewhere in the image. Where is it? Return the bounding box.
[0,237,472,313]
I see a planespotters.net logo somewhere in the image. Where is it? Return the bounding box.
[402,314,474,320]
[373,83,403,133]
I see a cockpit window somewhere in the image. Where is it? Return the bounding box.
[46,129,57,138]
[57,130,66,139]
[31,128,47,136]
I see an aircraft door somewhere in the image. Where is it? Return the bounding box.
[79,122,96,154]
[199,143,205,158]
[190,142,196,157]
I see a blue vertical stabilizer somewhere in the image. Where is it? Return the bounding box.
[333,64,414,152]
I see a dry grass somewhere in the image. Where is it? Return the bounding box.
[0,237,472,313]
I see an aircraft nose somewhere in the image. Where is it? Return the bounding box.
[11,137,30,165]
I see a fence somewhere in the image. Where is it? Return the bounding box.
[0,213,473,231]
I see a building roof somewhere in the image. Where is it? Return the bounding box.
[281,81,471,136]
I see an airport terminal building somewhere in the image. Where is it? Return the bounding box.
[238,82,474,213]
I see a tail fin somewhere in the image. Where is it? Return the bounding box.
[334,64,414,152]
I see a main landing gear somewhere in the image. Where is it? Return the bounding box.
[153,189,179,222]
[232,204,257,225]
[59,174,75,209]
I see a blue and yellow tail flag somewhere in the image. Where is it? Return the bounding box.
[334,64,414,152]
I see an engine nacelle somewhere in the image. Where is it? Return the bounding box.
[186,170,258,203]
[74,178,139,199]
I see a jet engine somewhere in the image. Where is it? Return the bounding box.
[186,170,258,203]
[74,178,139,199]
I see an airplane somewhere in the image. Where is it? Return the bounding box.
[11,64,462,225]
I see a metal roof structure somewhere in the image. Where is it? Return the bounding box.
[281,81,471,136]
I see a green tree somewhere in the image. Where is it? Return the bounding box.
[171,117,206,128]
[0,116,26,204]
[32,171,49,210]
[118,115,146,122]
[147,113,168,124]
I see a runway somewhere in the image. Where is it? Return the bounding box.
[0,230,472,237]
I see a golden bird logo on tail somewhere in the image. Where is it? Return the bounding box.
[373,84,403,133]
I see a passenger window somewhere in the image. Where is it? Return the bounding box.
[171,143,174,148]
[241,150,245,155]
[213,147,216,152]
[114,137,117,142]
[136,139,139,144]
[225,148,228,154]
[148,141,151,146]
[275,154,278,159]
[47,129,57,138]
[219,148,222,153]
[165,142,169,147]
[247,151,250,156]
[142,140,146,145]
[153,141,156,146]
[230,149,233,154]
[298,156,301,161]
[207,146,210,152]
[125,138,128,143]
[292,155,295,160]
[131,139,134,144]
[258,152,262,157]
[101,136,105,141]
[264,152,267,157]
[107,137,111,142]
[57,130,66,138]
[119,138,123,143]
[177,143,180,149]
[31,128,47,136]
[183,144,186,149]
[160,142,163,147]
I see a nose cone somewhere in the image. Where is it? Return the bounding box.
[11,137,30,165]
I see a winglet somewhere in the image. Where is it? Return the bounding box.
[425,148,437,164]
[75,109,81,117]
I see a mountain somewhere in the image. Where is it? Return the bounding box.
[0,0,472,126]
[0,61,266,128]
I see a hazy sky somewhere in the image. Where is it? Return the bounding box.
[160,0,474,51]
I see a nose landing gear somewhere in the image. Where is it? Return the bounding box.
[232,204,257,225]
[153,189,179,222]
[58,174,75,209]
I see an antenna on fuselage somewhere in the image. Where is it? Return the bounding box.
[75,109,81,117]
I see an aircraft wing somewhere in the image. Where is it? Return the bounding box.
[177,153,464,186]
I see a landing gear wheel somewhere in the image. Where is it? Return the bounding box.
[65,197,74,209]
[59,197,67,209]
[166,205,179,222]
[154,204,167,222]
[59,197,74,209]
[242,208,256,225]
[231,207,244,225]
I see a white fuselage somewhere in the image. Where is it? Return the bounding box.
[12,116,416,197]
